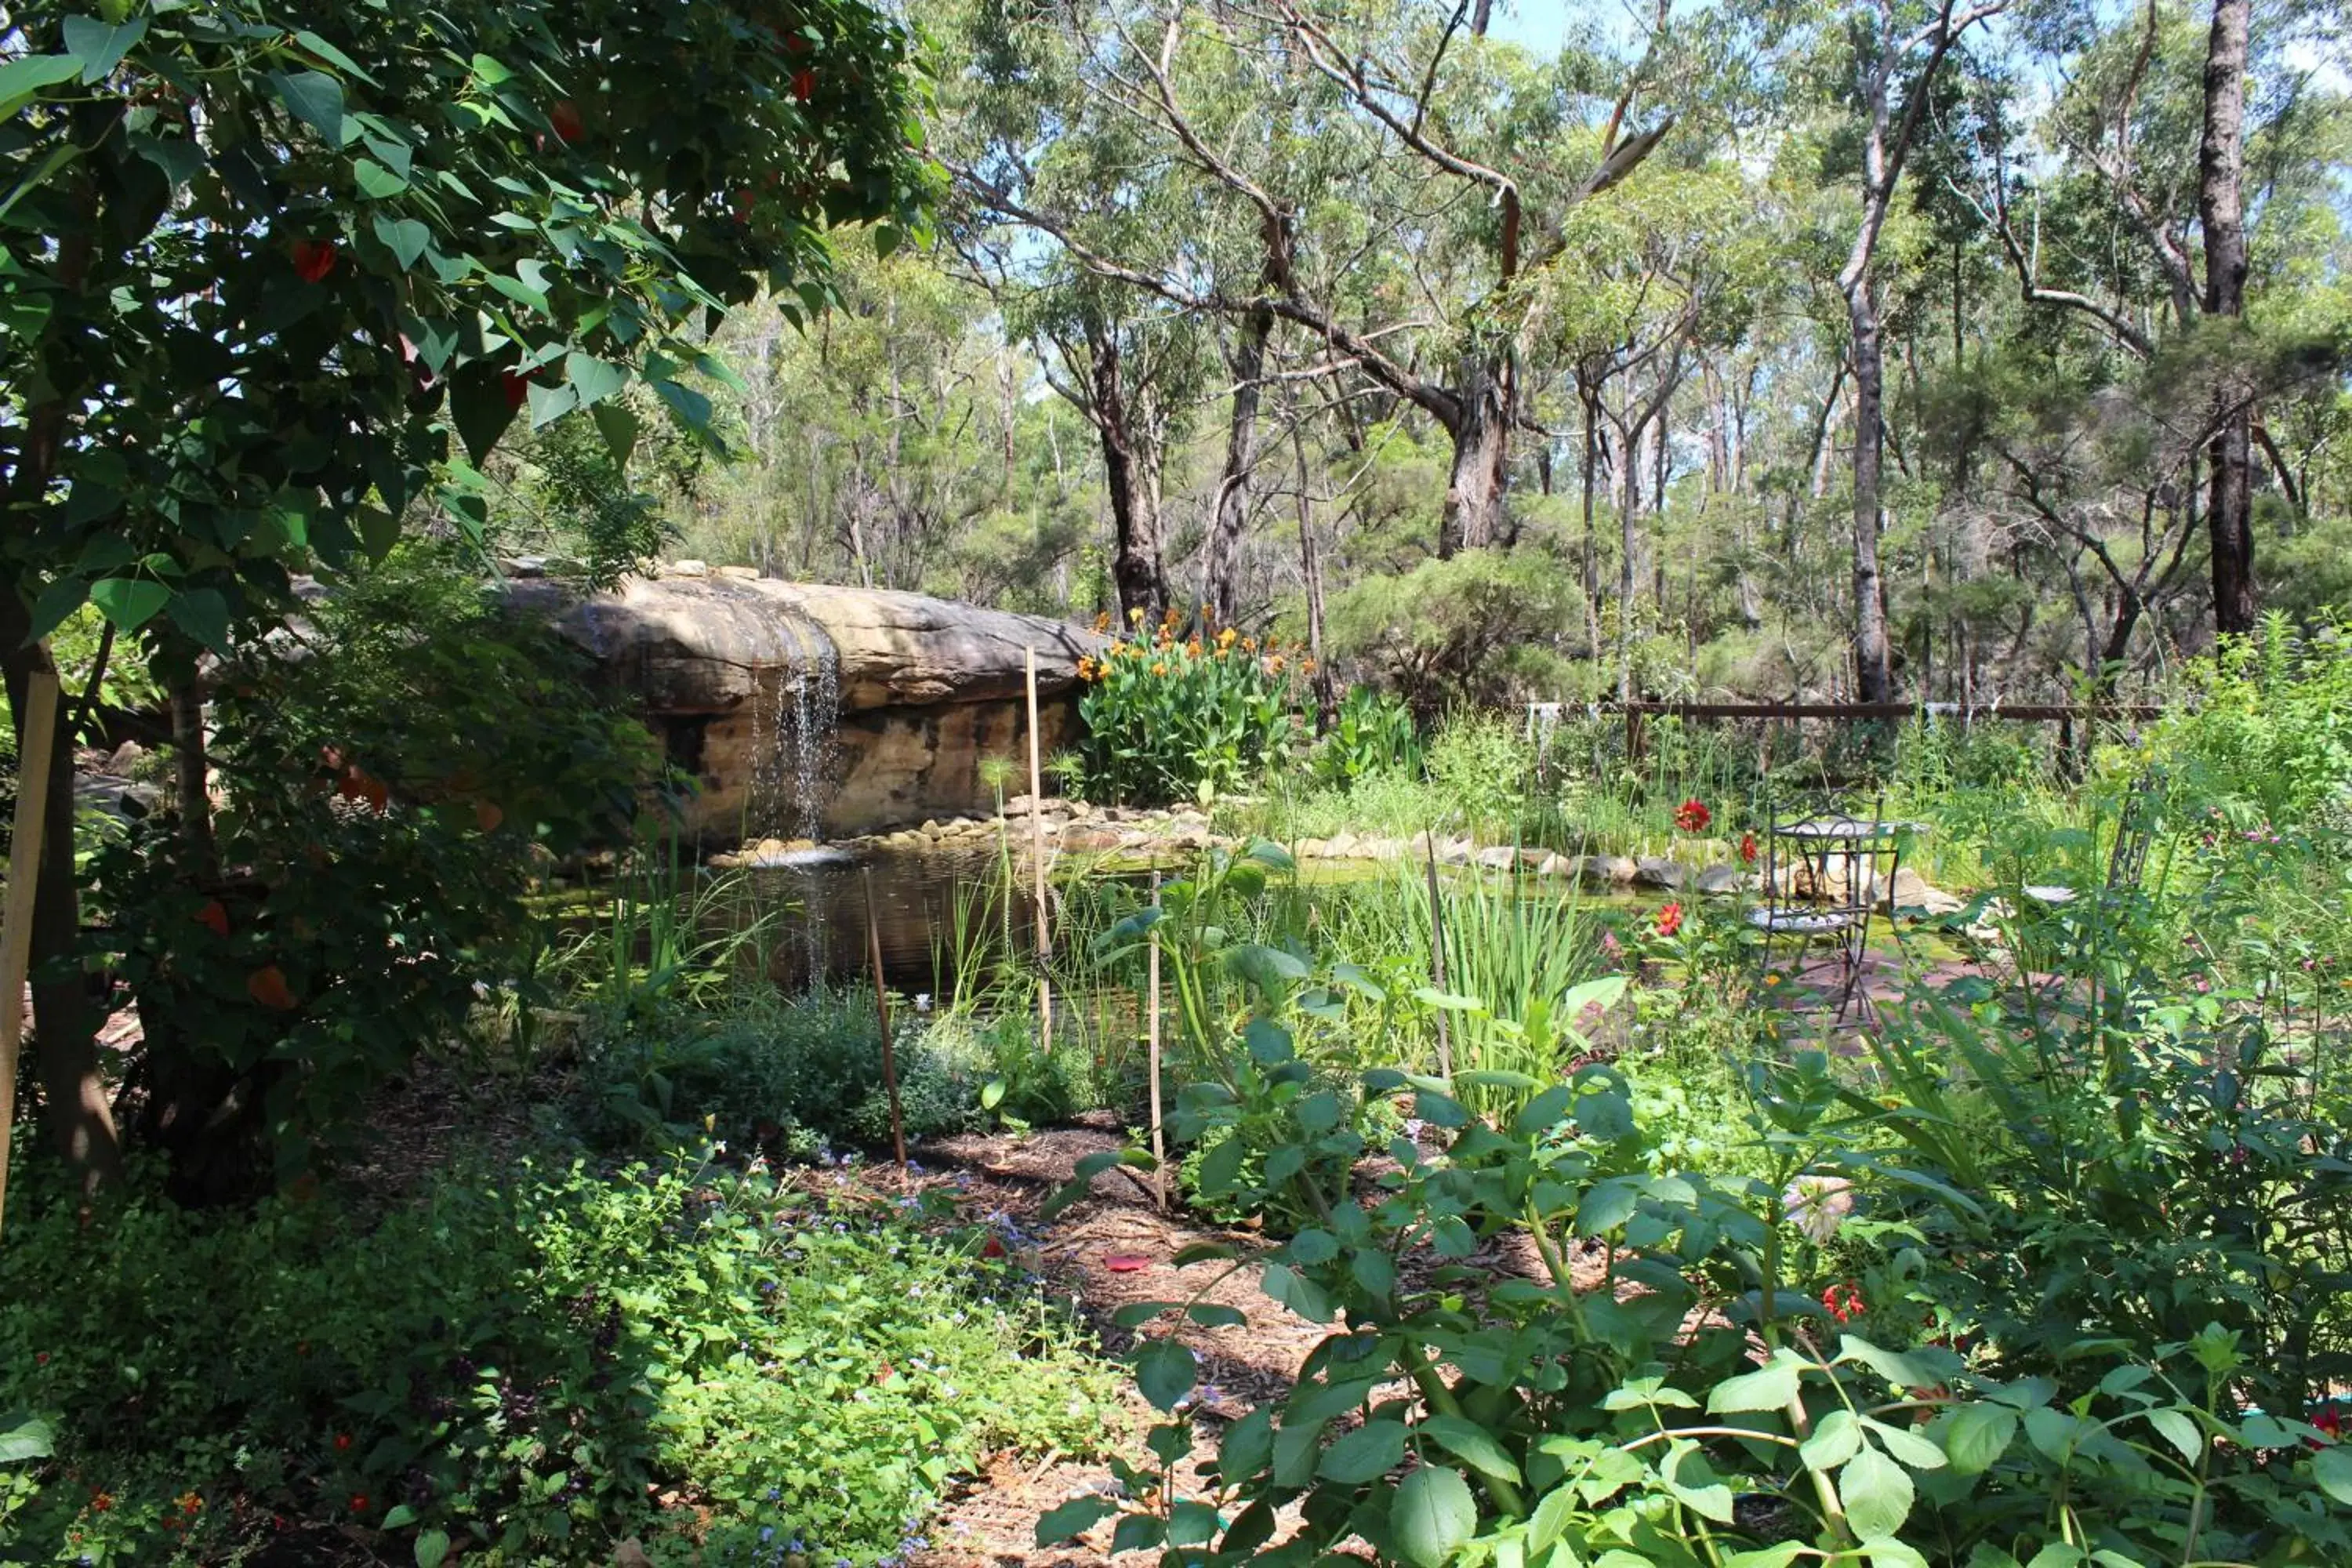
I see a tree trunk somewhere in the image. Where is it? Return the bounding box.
[0,604,122,1196]
[1290,419,1337,730]
[1579,384,1602,659]
[1090,332,1171,622]
[1439,350,1510,557]
[2200,0,2256,637]
[1202,299,1272,626]
[1846,285,1895,703]
[1617,400,1642,704]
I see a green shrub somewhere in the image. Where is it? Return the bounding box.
[1075,613,1300,805]
[2137,608,2352,830]
[1423,710,1536,840]
[89,546,659,1199]
[577,988,988,1156]
[0,1146,1116,1566]
[1308,686,1421,787]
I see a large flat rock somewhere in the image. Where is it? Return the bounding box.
[509,570,1105,840]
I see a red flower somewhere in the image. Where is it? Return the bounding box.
[980,1235,1006,1259]
[548,98,586,144]
[348,1493,370,1515]
[792,67,815,102]
[501,370,532,410]
[1823,1282,1866,1323]
[89,1490,111,1512]
[34,1352,49,1366]
[290,238,338,282]
[333,1432,353,1452]
[1739,831,1759,865]
[195,899,230,938]
[2314,1403,2344,1442]
[1653,902,1683,938]
[1673,797,1712,833]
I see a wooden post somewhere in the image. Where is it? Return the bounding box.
[1422,832,1453,1080]
[1025,646,1052,1050]
[0,666,61,1239]
[1146,873,1165,1210]
[862,868,907,1171]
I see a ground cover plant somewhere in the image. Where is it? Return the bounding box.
[0,1143,1116,1566]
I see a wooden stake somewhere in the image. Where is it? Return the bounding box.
[1025,645,1052,1049]
[862,868,907,1172]
[1146,872,1165,1210]
[1423,830,1453,1080]
[0,665,61,1240]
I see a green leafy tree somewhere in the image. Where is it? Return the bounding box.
[0,0,927,1185]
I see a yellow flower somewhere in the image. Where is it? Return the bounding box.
[1127,606,1146,626]
[1265,654,1285,675]
[1217,626,1238,648]
[1151,661,1168,677]
[1077,655,1098,681]
[1302,655,1317,673]
[1185,635,1203,657]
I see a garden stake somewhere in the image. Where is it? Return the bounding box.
[1423,829,1453,1080]
[1148,872,1165,1210]
[1025,644,1052,1051]
[862,867,908,1172]
[0,663,60,1241]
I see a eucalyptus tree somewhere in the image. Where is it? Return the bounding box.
[1961,0,2351,639]
[1802,0,2013,702]
[942,0,1675,567]
[1534,158,1769,697]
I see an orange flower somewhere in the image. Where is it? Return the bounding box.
[1302,656,1318,674]
[1265,654,1285,674]
[1185,635,1203,657]
[1077,655,1098,681]
[1093,611,1112,633]
[1151,661,1168,677]
[195,899,230,938]
[247,966,299,1011]
[1242,635,1258,654]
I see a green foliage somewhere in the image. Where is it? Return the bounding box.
[1323,547,1581,716]
[577,988,991,1156]
[1051,1033,2352,1566]
[0,1147,1116,1566]
[1076,619,1300,806]
[2141,611,2352,832]
[1422,712,1539,842]
[1309,687,1422,788]
[2,0,927,664]
[86,547,659,1192]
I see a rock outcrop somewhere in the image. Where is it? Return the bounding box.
[511,568,1102,841]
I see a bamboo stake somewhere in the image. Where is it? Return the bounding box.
[861,868,907,1172]
[1147,872,1165,1210]
[1025,645,1052,1050]
[1423,828,1453,1080]
[0,666,61,1240]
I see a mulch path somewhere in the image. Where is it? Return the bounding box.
[833,1114,1603,1568]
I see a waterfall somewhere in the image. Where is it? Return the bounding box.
[748,604,841,844]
